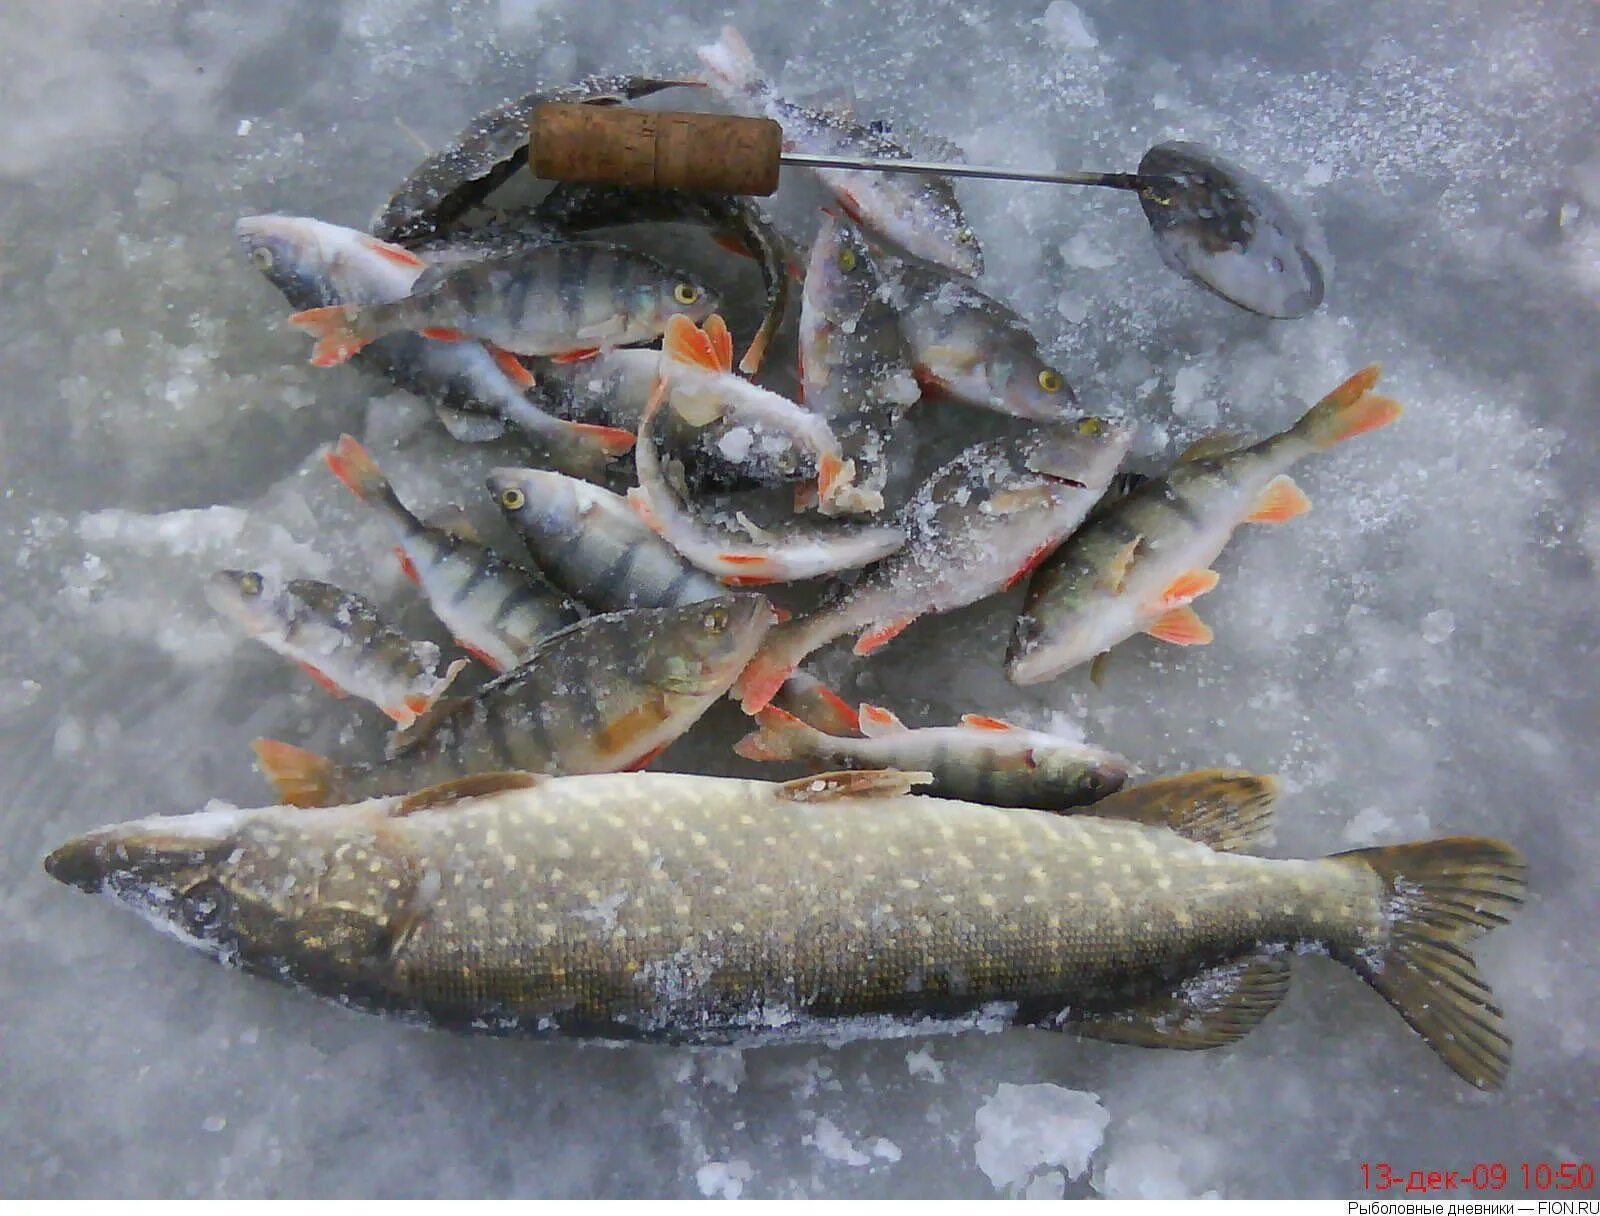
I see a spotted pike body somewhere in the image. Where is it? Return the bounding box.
[288,241,717,366]
[325,436,582,672]
[1007,367,1402,684]
[735,420,1132,712]
[205,570,465,727]
[45,769,1525,1090]
[888,258,1077,421]
[799,215,921,511]
[736,702,1130,810]
[251,598,771,807]
[235,215,634,477]
[698,27,981,276]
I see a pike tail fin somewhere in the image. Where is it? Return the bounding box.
[289,305,373,367]
[1292,365,1402,449]
[252,738,338,807]
[1331,836,1527,1090]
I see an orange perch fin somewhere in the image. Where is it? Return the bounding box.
[289,305,370,367]
[487,344,538,389]
[1246,474,1312,524]
[570,422,636,456]
[252,738,336,807]
[735,651,798,715]
[961,714,1018,732]
[858,703,907,737]
[294,660,348,699]
[1153,568,1220,610]
[853,615,918,656]
[1145,604,1214,646]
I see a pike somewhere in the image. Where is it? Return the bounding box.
[43,768,1525,1091]
[324,435,583,671]
[735,418,1133,712]
[287,240,717,367]
[735,702,1130,811]
[205,570,467,728]
[1007,366,1402,684]
[250,598,770,807]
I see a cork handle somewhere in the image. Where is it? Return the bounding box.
[530,103,783,196]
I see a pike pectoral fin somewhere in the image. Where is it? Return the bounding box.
[392,771,544,817]
[1081,769,1278,852]
[777,769,934,802]
[1061,954,1292,1049]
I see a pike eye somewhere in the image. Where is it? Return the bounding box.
[499,488,526,511]
[1038,369,1064,394]
[179,880,230,936]
[956,227,976,244]
[673,283,700,306]
[238,572,264,597]
[250,246,274,271]
[837,248,858,272]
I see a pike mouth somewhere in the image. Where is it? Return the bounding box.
[1041,474,1087,489]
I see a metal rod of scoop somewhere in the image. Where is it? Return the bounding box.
[776,151,1159,194]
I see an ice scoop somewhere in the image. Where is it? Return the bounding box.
[529,104,1325,317]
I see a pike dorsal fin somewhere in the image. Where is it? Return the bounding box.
[1081,770,1277,852]
[776,769,932,802]
[1056,953,1292,1048]
[391,771,544,816]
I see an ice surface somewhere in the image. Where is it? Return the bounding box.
[3,0,1599,1201]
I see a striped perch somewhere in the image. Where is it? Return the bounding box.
[325,436,582,672]
[252,597,773,807]
[1007,366,1402,684]
[287,241,717,366]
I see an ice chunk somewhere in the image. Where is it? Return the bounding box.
[694,1159,753,1199]
[805,1117,872,1167]
[905,1046,946,1083]
[973,1083,1108,1194]
[1039,0,1098,50]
